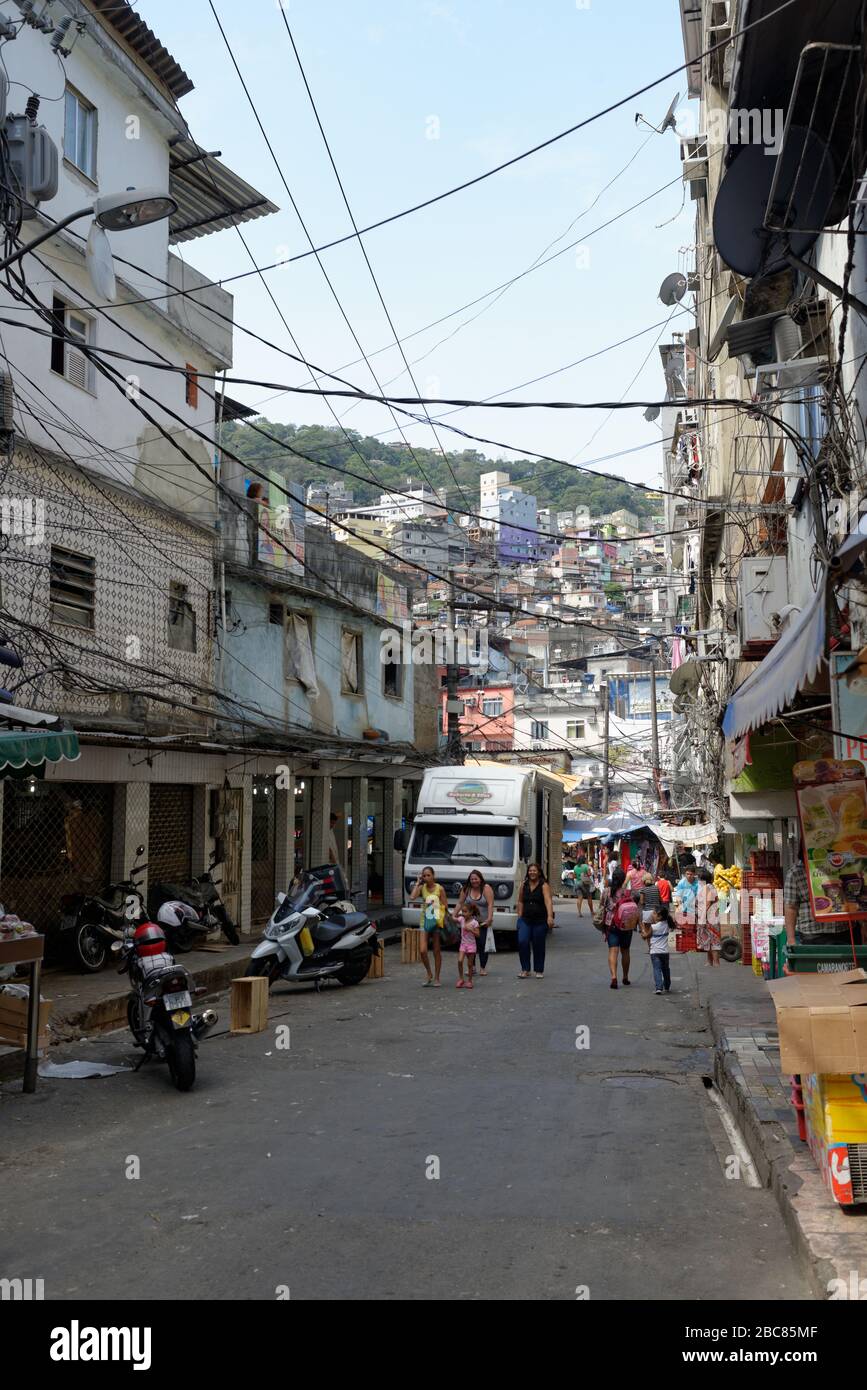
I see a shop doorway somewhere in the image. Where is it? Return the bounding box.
[251,776,276,921]
[148,785,193,884]
[1,779,114,935]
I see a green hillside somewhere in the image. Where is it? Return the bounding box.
[222,418,661,521]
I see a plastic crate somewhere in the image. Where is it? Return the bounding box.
[780,942,867,974]
[749,850,780,871]
[676,926,697,953]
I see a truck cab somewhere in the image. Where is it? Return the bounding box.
[399,767,563,930]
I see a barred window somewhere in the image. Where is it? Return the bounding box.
[50,547,95,628]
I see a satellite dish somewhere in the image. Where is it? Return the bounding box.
[86,222,117,301]
[669,659,700,697]
[707,293,740,362]
[713,126,836,277]
[644,404,661,422]
[635,92,680,135]
[659,272,688,306]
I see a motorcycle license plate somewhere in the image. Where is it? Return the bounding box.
[163,991,191,1010]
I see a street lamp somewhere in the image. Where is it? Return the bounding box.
[0,187,178,299]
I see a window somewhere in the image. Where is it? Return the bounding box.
[64,86,97,181]
[408,823,516,866]
[268,602,284,626]
[285,611,318,694]
[531,721,549,740]
[185,364,199,409]
[50,546,95,628]
[383,653,403,699]
[51,296,95,392]
[341,629,363,695]
[566,720,586,740]
[168,582,196,652]
[482,698,503,717]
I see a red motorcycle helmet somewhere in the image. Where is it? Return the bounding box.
[133,921,167,957]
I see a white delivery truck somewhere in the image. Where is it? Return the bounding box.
[398,766,564,931]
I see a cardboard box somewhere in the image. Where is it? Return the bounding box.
[0,991,51,1049]
[767,968,867,1074]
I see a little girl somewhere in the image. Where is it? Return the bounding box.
[455,900,480,989]
[642,903,673,995]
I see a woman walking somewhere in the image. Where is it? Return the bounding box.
[408,866,448,986]
[516,863,554,978]
[696,868,721,966]
[603,865,640,989]
[456,870,495,975]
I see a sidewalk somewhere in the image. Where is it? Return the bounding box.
[686,954,867,1300]
[0,904,403,1080]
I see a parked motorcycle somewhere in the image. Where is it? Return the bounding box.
[113,921,217,1091]
[148,851,240,950]
[246,864,377,989]
[59,846,147,974]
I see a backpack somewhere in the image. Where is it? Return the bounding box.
[613,896,640,931]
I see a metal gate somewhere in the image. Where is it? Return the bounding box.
[1,780,114,934]
[211,786,242,924]
[250,776,275,922]
[148,784,193,884]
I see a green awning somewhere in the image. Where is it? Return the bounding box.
[0,729,80,771]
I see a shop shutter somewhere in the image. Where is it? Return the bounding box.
[148,785,193,883]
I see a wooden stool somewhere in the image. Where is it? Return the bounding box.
[401,928,421,963]
[230,976,269,1034]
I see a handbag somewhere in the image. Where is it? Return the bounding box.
[592,891,608,932]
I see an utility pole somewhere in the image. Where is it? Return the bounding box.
[445,566,464,765]
[600,679,610,813]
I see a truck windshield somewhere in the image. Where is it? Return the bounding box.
[408,824,516,867]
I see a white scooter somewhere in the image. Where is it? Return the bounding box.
[246,864,377,990]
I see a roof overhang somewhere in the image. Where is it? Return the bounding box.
[679,0,704,98]
[168,139,279,244]
[88,0,193,100]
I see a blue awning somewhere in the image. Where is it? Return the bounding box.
[722,570,827,741]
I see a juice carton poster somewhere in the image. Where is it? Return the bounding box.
[794,758,867,922]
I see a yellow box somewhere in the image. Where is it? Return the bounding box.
[803,1073,867,1206]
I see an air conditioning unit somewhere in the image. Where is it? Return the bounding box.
[681,135,708,200]
[738,556,789,650]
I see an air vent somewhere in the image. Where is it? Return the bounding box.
[848,1143,867,1201]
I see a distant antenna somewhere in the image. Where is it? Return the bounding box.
[635,92,680,135]
[658,271,688,306]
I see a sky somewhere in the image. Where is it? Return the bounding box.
[146,0,696,494]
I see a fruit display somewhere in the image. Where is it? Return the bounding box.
[714,863,741,894]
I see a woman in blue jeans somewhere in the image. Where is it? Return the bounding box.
[516,862,555,977]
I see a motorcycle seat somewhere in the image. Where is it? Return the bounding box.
[94,889,125,911]
[315,911,369,940]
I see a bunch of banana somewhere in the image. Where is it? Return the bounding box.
[714,863,742,894]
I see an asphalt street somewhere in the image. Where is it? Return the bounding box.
[0,903,810,1300]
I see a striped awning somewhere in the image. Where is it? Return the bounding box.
[721,570,827,741]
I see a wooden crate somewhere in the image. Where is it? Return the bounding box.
[401,927,421,964]
[366,942,384,979]
[229,976,269,1034]
[0,992,51,1049]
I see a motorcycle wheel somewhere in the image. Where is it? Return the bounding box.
[75,923,108,973]
[245,956,281,988]
[167,1033,196,1091]
[170,925,199,953]
[336,948,372,986]
[219,915,239,946]
[127,994,148,1046]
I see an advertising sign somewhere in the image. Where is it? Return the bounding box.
[794,758,867,922]
[831,651,867,771]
